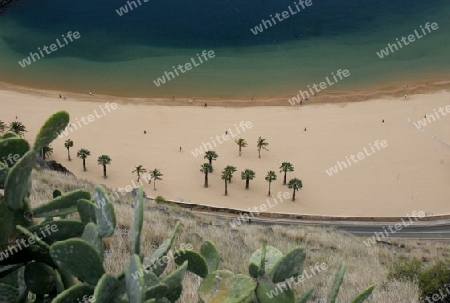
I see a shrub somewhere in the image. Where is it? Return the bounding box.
[387,258,423,283]
[155,196,165,203]
[418,261,450,302]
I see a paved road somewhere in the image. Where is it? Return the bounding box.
[200,211,450,240]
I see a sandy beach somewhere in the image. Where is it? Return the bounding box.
[1,86,449,217]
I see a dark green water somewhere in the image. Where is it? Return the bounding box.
[0,0,448,98]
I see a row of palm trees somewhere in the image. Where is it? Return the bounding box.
[235,136,269,158]
[131,165,164,191]
[200,150,303,201]
[0,119,27,137]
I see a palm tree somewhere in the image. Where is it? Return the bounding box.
[241,169,255,189]
[204,151,218,168]
[41,145,53,160]
[287,178,303,202]
[256,136,269,158]
[132,165,147,182]
[265,171,277,196]
[224,165,237,183]
[235,138,247,156]
[149,168,163,191]
[77,149,91,171]
[279,162,294,185]
[0,120,5,133]
[8,121,27,138]
[221,168,232,196]
[64,139,74,161]
[200,163,213,188]
[97,155,112,178]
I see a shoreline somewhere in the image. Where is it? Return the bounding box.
[1,84,449,217]
[0,77,449,108]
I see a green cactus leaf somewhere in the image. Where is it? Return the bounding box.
[132,187,144,255]
[0,283,19,303]
[126,254,145,303]
[93,274,122,303]
[93,185,116,237]
[17,266,28,302]
[77,199,97,225]
[351,285,375,303]
[33,189,91,218]
[24,262,56,295]
[144,283,169,300]
[0,138,29,168]
[0,264,25,279]
[4,150,36,211]
[174,249,208,278]
[50,239,105,285]
[16,225,50,249]
[82,223,104,260]
[54,269,65,294]
[52,283,95,303]
[198,270,256,303]
[326,262,346,303]
[28,220,85,244]
[1,131,19,139]
[146,222,179,276]
[200,241,220,274]
[160,260,188,303]
[143,270,159,288]
[249,246,282,279]
[33,110,70,152]
[269,247,306,283]
[297,287,314,303]
[255,279,295,303]
[0,163,9,189]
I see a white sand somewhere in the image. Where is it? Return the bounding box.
[1,89,449,217]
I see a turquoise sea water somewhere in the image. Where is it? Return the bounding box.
[0,0,448,98]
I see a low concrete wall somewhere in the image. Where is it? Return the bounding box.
[151,197,450,223]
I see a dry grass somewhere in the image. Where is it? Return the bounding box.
[28,169,450,302]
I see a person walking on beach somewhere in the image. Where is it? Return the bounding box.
[180,146,182,152]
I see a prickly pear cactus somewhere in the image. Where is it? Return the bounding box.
[0,111,189,303]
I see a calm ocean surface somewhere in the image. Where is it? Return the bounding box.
[0,0,448,98]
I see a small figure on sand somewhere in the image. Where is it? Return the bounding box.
[382,119,384,123]
[59,94,62,98]
[143,130,147,134]
[404,94,408,99]
[225,130,228,135]
[15,116,17,119]
[89,90,93,95]
[180,146,182,152]
[204,102,207,107]
[63,95,67,100]
[424,114,427,118]
[304,127,307,131]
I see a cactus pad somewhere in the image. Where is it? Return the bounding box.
[173,249,208,278]
[198,270,256,303]
[93,185,116,238]
[24,262,56,294]
[132,187,144,255]
[50,239,105,285]
[200,241,220,274]
[249,246,282,279]
[52,283,95,303]
[33,189,91,218]
[126,254,145,303]
[255,279,295,303]
[269,247,306,283]
[93,274,122,303]
[33,110,70,152]
[4,150,36,211]
[160,260,188,303]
